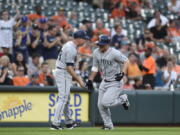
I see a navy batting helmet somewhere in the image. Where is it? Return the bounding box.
[97,35,111,46]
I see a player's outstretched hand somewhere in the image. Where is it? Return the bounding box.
[86,80,94,91]
[115,72,124,81]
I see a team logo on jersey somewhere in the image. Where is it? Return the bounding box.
[0,96,32,120]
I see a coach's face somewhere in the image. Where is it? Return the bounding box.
[78,38,86,46]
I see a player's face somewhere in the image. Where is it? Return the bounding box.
[99,44,109,52]
[79,39,86,46]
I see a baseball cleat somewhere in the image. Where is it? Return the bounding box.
[101,126,114,130]
[66,122,79,129]
[50,124,63,130]
[121,94,130,110]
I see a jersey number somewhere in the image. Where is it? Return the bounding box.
[58,50,62,61]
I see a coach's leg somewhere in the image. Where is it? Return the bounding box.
[52,70,70,126]
[98,82,113,128]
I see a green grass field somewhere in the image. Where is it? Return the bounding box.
[0,127,180,135]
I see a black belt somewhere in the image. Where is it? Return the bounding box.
[104,79,116,82]
[57,67,65,70]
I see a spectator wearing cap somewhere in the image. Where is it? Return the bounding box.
[51,8,69,28]
[82,19,93,39]
[38,18,48,32]
[13,16,30,63]
[28,24,43,57]
[38,62,54,86]
[92,19,109,42]
[28,5,45,22]
[42,25,62,71]
[0,9,20,50]
[27,73,42,86]
[12,66,30,86]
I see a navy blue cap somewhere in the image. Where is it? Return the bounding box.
[73,30,89,40]
[97,35,111,46]
[21,16,28,23]
[39,18,48,23]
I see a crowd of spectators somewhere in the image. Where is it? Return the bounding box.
[0,0,180,90]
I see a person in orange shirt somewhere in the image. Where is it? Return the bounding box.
[111,3,125,19]
[127,53,142,79]
[51,8,69,28]
[38,62,54,86]
[28,5,45,22]
[12,66,30,86]
[92,19,109,41]
[140,48,156,89]
[78,41,92,58]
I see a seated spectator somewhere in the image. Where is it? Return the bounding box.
[12,52,27,76]
[38,62,54,86]
[12,66,30,86]
[147,10,169,29]
[27,73,42,86]
[133,77,145,89]
[171,56,180,74]
[168,20,180,43]
[127,53,142,79]
[0,56,13,85]
[92,19,109,41]
[13,16,31,63]
[162,59,178,90]
[28,53,40,76]
[28,24,43,57]
[78,41,92,58]
[0,47,13,62]
[111,24,128,49]
[167,0,180,14]
[155,65,165,89]
[150,19,168,42]
[28,5,45,22]
[43,25,61,70]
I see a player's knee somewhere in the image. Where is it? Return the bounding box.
[58,95,68,102]
[101,97,110,107]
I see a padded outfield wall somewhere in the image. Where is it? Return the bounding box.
[0,86,179,127]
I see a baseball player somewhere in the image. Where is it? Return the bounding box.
[51,30,89,130]
[86,35,130,130]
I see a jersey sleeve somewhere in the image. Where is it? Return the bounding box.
[92,51,98,68]
[114,50,128,64]
[65,48,76,66]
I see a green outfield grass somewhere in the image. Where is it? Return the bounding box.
[0,127,180,135]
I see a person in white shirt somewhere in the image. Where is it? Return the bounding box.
[168,0,180,13]
[162,59,178,89]
[147,10,169,29]
[0,8,20,49]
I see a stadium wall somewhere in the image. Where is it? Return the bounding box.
[0,86,179,127]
